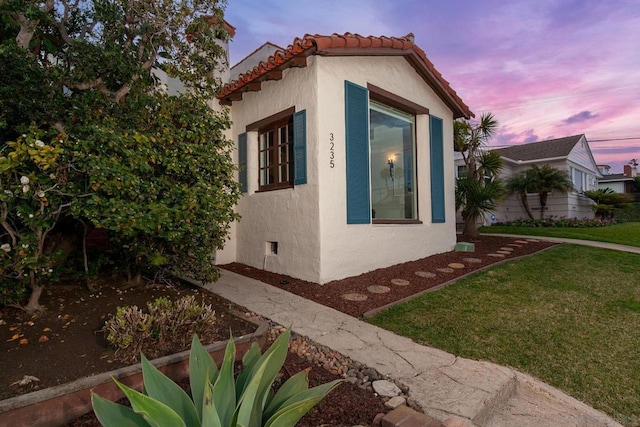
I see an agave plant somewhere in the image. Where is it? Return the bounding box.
[91,328,342,427]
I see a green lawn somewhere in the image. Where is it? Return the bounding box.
[480,221,640,247]
[368,245,640,426]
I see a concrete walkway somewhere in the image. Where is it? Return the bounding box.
[482,233,640,254]
[203,270,623,427]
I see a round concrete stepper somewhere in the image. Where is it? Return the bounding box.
[526,238,540,242]
[437,267,455,273]
[390,278,411,286]
[499,247,514,252]
[342,293,368,301]
[367,285,391,294]
[487,253,505,258]
[496,250,512,255]
[415,271,437,278]
[448,263,465,269]
[508,243,523,248]
[514,240,530,244]
[463,257,482,263]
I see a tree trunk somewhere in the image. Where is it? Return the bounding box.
[539,192,548,219]
[463,215,479,238]
[520,193,534,220]
[24,284,45,314]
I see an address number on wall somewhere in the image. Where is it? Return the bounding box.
[329,133,335,168]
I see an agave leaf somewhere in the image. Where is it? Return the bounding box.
[211,337,236,427]
[201,376,222,427]
[263,370,309,420]
[236,330,291,427]
[140,353,200,426]
[189,334,218,419]
[113,378,186,427]
[91,393,148,427]
[265,379,343,427]
[235,342,261,397]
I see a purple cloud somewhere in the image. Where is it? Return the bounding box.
[562,111,599,125]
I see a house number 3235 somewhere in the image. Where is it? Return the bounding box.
[329,133,335,168]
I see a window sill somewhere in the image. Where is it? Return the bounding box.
[256,184,294,193]
[373,220,423,225]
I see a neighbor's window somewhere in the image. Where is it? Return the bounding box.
[369,101,417,220]
[457,165,468,178]
[259,116,294,191]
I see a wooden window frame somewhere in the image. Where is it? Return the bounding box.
[256,114,294,192]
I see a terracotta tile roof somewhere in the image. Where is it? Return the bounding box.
[492,134,584,162]
[218,33,473,119]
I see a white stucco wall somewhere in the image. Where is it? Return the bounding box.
[314,56,456,283]
[219,58,322,282]
[219,54,459,284]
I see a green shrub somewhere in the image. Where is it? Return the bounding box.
[104,295,217,362]
[92,329,343,427]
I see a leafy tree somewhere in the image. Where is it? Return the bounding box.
[506,170,535,220]
[454,113,504,236]
[527,164,574,219]
[1,0,239,312]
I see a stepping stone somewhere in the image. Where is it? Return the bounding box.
[496,250,512,255]
[499,247,514,252]
[526,239,540,242]
[342,293,368,301]
[487,253,505,258]
[448,263,465,269]
[437,267,455,273]
[415,271,436,278]
[508,244,523,248]
[463,257,482,263]
[367,285,391,294]
[514,240,530,244]
[390,278,410,286]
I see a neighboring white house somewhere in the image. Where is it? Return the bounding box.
[455,135,600,224]
[214,32,473,284]
[598,164,638,198]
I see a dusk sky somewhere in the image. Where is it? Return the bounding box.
[224,0,640,173]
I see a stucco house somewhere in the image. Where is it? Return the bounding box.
[213,33,473,284]
[455,134,600,224]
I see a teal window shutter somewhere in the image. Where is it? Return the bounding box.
[293,110,307,185]
[429,116,445,223]
[345,81,371,224]
[238,132,248,193]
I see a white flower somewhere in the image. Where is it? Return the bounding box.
[4,190,13,196]
[22,185,30,193]
[20,176,29,185]
[35,140,45,148]
[49,173,56,180]
[36,190,45,198]
[1,243,10,252]
[21,244,29,249]
[21,134,26,138]
[28,214,34,218]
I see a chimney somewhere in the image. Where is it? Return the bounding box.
[624,165,631,177]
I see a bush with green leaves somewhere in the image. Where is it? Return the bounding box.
[104,295,217,362]
[92,329,343,427]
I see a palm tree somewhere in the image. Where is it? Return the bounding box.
[454,113,504,237]
[528,164,574,219]
[506,170,535,220]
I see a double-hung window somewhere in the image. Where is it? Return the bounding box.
[258,117,294,191]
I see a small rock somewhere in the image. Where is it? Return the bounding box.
[345,377,358,384]
[373,413,385,427]
[384,396,406,409]
[443,415,474,427]
[372,379,402,397]
[363,367,381,381]
[390,278,410,286]
[415,271,436,278]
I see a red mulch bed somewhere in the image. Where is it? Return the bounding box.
[221,235,557,318]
